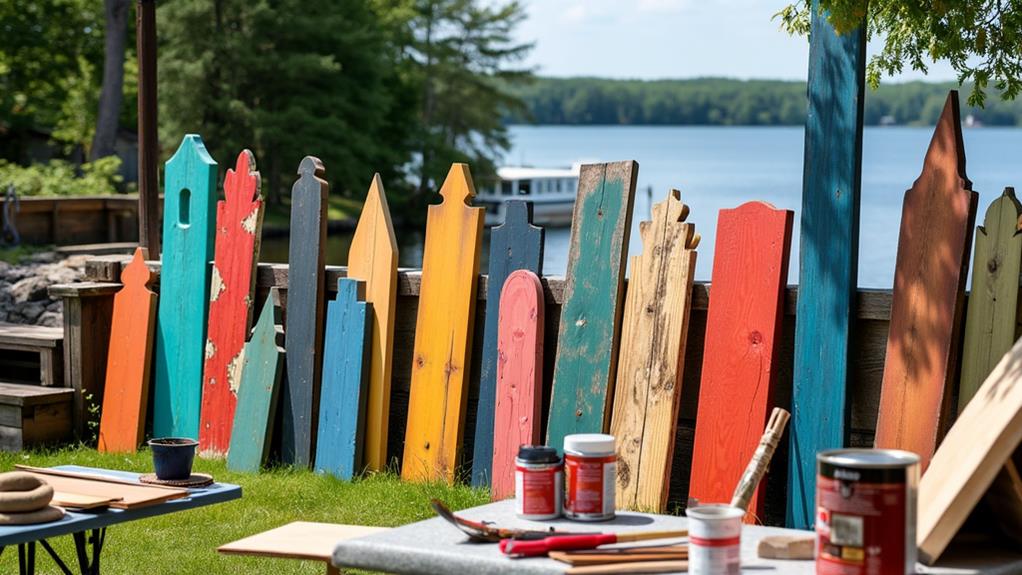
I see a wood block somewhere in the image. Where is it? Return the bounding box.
[98,248,157,453]
[473,200,544,487]
[757,534,814,560]
[218,521,388,561]
[491,270,545,500]
[154,134,218,439]
[788,3,865,529]
[610,190,697,512]
[918,335,1022,564]
[315,278,372,480]
[227,290,285,474]
[402,164,485,483]
[875,91,978,470]
[346,174,398,472]
[52,491,118,510]
[689,202,793,519]
[547,161,637,453]
[282,156,328,467]
[200,150,264,455]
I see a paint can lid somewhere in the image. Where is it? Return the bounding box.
[563,434,615,455]
[516,445,560,464]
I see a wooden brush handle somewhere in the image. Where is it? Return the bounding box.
[730,407,791,510]
[567,560,690,574]
[615,529,688,543]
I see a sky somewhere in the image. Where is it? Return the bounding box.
[514,0,960,82]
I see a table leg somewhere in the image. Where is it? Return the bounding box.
[18,542,36,575]
[73,528,106,575]
[326,564,340,575]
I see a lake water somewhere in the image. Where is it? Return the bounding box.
[263,125,1022,289]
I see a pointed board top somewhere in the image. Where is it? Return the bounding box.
[639,189,699,251]
[335,277,366,303]
[498,200,540,232]
[292,156,328,200]
[224,150,261,205]
[350,173,398,258]
[920,91,972,190]
[167,134,216,169]
[298,156,325,178]
[120,247,153,289]
[438,163,477,205]
[253,288,283,345]
[979,187,1022,234]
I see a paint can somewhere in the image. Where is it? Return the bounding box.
[816,449,920,575]
[563,433,616,521]
[686,504,744,575]
[514,445,562,520]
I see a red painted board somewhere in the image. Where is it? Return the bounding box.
[490,270,545,501]
[199,150,264,455]
[689,201,793,520]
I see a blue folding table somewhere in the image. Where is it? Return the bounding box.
[0,466,241,575]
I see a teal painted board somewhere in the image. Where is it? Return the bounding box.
[546,161,637,453]
[471,200,544,487]
[314,278,372,480]
[154,134,218,439]
[788,3,866,529]
[227,290,285,473]
[282,156,329,467]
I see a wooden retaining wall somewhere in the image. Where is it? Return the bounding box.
[1,196,143,245]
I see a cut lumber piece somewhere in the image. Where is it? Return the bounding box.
[566,560,689,575]
[154,134,218,439]
[547,161,637,453]
[346,174,398,472]
[98,248,156,453]
[689,201,793,518]
[227,290,285,474]
[875,91,978,471]
[473,200,544,487]
[282,156,329,468]
[199,150,264,455]
[550,547,688,566]
[402,164,485,483]
[609,189,698,512]
[16,469,187,509]
[788,2,865,529]
[315,278,372,480]
[918,335,1022,564]
[218,522,388,561]
[51,491,118,510]
[757,534,814,560]
[491,269,545,501]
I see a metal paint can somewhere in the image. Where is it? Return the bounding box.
[816,449,920,575]
[514,445,562,520]
[686,504,744,575]
[563,433,616,521]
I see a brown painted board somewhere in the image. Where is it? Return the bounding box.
[610,189,698,512]
[97,248,156,453]
[218,522,387,561]
[875,91,978,471]
[16,471,187,509]
[52,491,118,509]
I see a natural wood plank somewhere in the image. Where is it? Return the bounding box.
[689,202,792,519]
[218,522,387,562]
[788,3,866,529]
[200,149,264,455]
[875,91,978,470]
[547,161,637,452]
[610,190,698,512]
[0,324,63,348]
[347,174,398,472]
[491,270,545,501]
[282,156,329,467]
[473,200,544,487]
[98,248,157,453]
[16,469,186,509]
[154,134,218,439]
[315,278,372,480]
[402,164,485,483]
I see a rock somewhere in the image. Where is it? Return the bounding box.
[19,303,45,322]
[0,251,84,326]
[37,311,62,327]
[10,276,49,303]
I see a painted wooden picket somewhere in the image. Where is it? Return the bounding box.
[402,164,485,483]
[689,201,793,520]
[282,156,329,467]
[472,200,544,487]
[98,248,156,453]
[154,134,218,439]
[490,269,545,501]
[199,150,264,455]
[547,161,637,453]
[346,174,398,472]
[227,290,285,473]
[875,91,978,471]
[315,278,372,480]
[787,3,866,529]
[609,189,697,512]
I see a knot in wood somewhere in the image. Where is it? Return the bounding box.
[415,355,425,368]
[424,442,430,450]
[575,316,587,328]
[749,330,763,346]
[988,258,999,274]
[576,409,583,417]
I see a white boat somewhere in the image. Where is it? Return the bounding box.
[477,165,580,226]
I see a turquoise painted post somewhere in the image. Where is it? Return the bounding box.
[788,2,866,529]
[315,278,372,480]
[154,134,217,439]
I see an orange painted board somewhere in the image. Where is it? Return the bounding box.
[200,150,264,455]
[875,91,979,470]
[491,270,545,501]
[98,247,157,453]
[689,201,792,519]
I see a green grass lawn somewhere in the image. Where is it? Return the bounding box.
[0,447,489,574]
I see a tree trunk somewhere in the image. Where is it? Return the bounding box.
[90,0,131,161]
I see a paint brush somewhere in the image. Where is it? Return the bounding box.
[500,529,688,558]
[730,407,790,511]
[430,499,590,542]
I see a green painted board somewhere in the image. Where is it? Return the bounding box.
[546,161,637,453]
[154,134,218,439]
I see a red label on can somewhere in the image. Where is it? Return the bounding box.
[565,454,615,516]
[816,475,906,575]
[516,465,558,515]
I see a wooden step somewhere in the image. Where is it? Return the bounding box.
[0,382,73,451]
[0,322,64,387]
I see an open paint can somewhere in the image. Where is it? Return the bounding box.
[686,504,744,574]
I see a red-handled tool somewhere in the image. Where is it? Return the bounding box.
[500,529,688,558]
